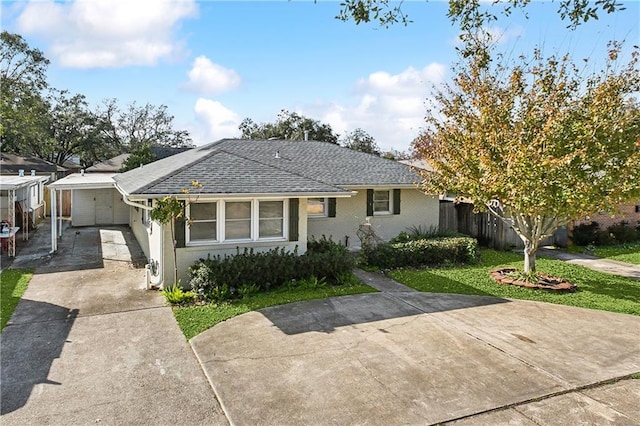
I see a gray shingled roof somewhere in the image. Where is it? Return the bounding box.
[114,139,420,196]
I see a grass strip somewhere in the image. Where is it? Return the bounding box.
[390,250,640,316]
[1,268,34,331]
[174,281,375,340]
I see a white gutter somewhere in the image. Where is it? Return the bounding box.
[113,182,153,210]
[126,190,357,202]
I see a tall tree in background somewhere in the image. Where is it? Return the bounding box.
[120,144,156,172]
[336,0,624,29]
[341,128,381,155]
[97,99,193,152]
[239,109,339,144]
[0,31,50,153]
[415,45,640,273]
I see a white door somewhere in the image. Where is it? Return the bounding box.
[95,189,113,224]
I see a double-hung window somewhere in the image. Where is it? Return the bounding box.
[307,197,327,217]
[373,190,391,214]
[225,201,251,240]
[259,201,284,238]
[190,202,218,242]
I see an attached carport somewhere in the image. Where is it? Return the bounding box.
[48,173,129,253]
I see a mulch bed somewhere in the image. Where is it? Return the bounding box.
[490,267,577,292]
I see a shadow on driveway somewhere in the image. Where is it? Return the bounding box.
[1,299,78,415]
[261,292,510,335]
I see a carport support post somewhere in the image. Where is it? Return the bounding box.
[50,187,57,253]
[57,189,62,237]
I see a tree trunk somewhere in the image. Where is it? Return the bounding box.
[170,219,178,286]
[523,240,537,273]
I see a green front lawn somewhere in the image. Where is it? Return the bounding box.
[174,280,376,340]
[567,243,640,265]
[1,268,34,331]
[592,244,640,265]
[390,250,640,316]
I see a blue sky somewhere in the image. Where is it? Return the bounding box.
[2,1,638,152]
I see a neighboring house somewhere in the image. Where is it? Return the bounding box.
[0,174,50,254]
[86,146,192,172]
[50,139,438,287]
[0,152,66,181]
[570,201,640,230]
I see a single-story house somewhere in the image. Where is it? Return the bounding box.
[49,139,438,287]
[0,152,67,181]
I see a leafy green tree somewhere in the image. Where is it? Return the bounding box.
[97,99,193,152]
[341,128,380,155]
[415,45,640,273]
[120,144,156,172]
[239,109,339,144]
[336,0,624,29]
[0,31,51,153]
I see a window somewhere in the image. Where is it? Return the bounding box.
[185,199,287,245]
[373,190,391,214]
[189,202,217,241]
[259,201,284,238]
[225,201,251,240]
[307,198,327,217]
[142,199,152,226]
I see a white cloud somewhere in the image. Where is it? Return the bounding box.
[183,56,241,95]
[16,0,198,68]
[301,64,446,152]
[192,98,241,144]
[356,64,446,95]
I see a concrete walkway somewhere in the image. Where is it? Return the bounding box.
[539,247,640,279]
[192,273,640,425]
[1,224,228,425]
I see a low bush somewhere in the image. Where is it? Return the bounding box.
[607,221,640,244]
[571,221,600,246]
[162,283,196,305]
[571,220,640,246]
[188,237,355,303]
[390,225,463,243]
[362,236,480,269]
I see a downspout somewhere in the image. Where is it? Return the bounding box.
[113,182,153,210]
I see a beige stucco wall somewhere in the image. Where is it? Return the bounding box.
[307,188,439,249]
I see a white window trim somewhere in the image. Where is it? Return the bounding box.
[307,197,328,218]
[373,189,393,215]
[186,198,288,246]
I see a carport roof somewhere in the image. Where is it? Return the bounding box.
[0,175,50,190]
[48,173,117,190]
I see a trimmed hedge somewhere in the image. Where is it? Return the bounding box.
[188,237,354,302]
[362,237,480,269]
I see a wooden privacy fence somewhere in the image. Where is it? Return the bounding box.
[439,201,561,250]
[44,186,71,217]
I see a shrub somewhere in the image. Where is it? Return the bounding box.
[390,225,463,243]
[188,238,354,303]
[162,283,196,305]
[595,230,617,246]
[571,221,600,246]
[362,236,480,269]
[607,221,640,244]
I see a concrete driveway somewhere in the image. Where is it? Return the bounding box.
[1,224,228,425]
[192,284,640,425]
